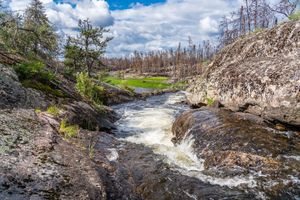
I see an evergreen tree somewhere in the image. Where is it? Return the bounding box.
[66,18,112,77]
[23,0,58,59]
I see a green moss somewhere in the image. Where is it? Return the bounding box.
[59,119,79,139]
[22,80,66,98]
[288,11,300,21]
[46,105,60,116]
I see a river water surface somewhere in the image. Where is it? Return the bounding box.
[110,92,299,199]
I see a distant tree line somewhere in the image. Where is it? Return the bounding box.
[218,0,299,47]
[103,38,216,79]
[104,0,299,79]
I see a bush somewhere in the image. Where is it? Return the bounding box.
[75,72,105,105]
[14,60,54,82]
[46,105,60,116]
[288,11,300,21]
[59,119,79,139]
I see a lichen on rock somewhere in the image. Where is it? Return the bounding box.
[187,20,300,126]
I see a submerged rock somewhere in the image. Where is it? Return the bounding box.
[187,20,300,126]
[172,107,300,198]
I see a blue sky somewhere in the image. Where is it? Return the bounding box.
[106,0,166,10]
[6,0,283,57]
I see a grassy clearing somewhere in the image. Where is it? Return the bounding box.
[103,76,172,89]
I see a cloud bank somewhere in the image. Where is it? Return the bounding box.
[6,0,281,57]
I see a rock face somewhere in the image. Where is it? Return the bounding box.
[172,107,300,198]
[0,64,47,109]
[187,20,300,126]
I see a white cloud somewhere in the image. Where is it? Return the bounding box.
[6,0,283,57]
[106,0,236,57]
[8,0,114,36]
[199,17,219,33]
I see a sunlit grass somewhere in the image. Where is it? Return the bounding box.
[103,76,171,89]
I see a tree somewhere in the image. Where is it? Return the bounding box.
[22,0,58,59]
[66,19,112,77]
[64,36,84,73]
[269,0,299,17]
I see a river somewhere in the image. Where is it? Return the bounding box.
[108,92,267,199]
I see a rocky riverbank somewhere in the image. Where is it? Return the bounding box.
[187,20,300,126]
[172,107,300,199]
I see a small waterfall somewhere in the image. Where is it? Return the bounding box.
[113,92,259,192]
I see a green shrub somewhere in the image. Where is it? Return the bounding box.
[288,11,300,21]
[14,60,54,82]
[46,105,60,116]
[59,119,79,139]
[75,72,105,105]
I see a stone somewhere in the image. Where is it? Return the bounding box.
[187,20,300,126]
[0,64,47,109]
[172,107,300,198]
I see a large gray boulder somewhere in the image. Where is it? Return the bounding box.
[0,64,47,109]
[187,20,300,126]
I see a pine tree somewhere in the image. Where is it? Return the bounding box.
[23,0,58,59]
[66,19,112,77]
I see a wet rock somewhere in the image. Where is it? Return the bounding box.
[0,64,47,109]
[100,82,137,105]
[187,20,300,126]
[63,101,118,132]
[172,107,300,198]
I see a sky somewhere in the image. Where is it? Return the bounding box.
[4,0,283,57]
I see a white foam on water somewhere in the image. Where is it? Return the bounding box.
[115,92,259,190]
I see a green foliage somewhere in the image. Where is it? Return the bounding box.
[22,0,58,58]
[59,118,79,139]
[65,18,112,76]
[63,37,84,74]
[172,81,188,90]
[288,11,300,21]
[14,60,54,81]
[96,70,109,82]
[76,72,105,105]
[22,80,65,97]
[46,105,60,116]
[206,98,215,106]
[35,108,41,114]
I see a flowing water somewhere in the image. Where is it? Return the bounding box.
[111,92,300,199]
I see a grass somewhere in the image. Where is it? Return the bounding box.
[46,105,60,116]
[288,11,300,21]
[103,76,171,89]
[59,119,79,139]
[206,98,215,106]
